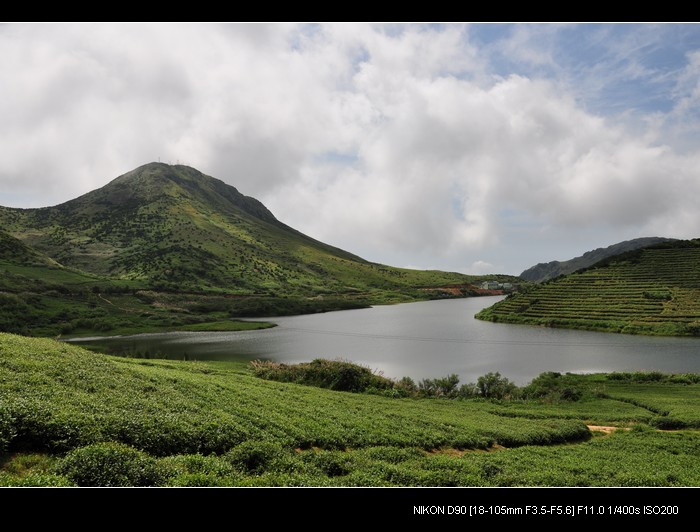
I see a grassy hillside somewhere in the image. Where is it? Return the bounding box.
[2,333,700,486]
[520,237,672,283]
[0,163,519,337]
[0,256,517,337]
[477,239,700,336]
[0,256,375,337]
[0,162,483,295]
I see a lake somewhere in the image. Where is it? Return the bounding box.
[69,296,700,384]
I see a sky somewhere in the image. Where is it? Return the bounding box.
[2,23,700,276]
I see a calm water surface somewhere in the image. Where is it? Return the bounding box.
[70,296,700,384]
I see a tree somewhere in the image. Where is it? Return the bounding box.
[419,374,460,397]
[476,372,516,399]
[434,374,460,397]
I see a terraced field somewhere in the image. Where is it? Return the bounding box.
[477,240,700,336]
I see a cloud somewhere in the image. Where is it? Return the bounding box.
[273,69,700,260]
[467,261,496,275]
[1,23,700,274]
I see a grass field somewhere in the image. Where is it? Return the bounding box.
[0,258,512,338]
[2,333,699,486]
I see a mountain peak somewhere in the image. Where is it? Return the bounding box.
[96,162,278,225]
[0,162,474,295]
[114,161,206,182]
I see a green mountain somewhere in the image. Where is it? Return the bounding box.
[0,162,479,294]
[0,162,515,337]
[520,237,673,283]
[477,239,700,336]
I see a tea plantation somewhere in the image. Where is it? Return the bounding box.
[477,240,700,336]
[1,333,699,486]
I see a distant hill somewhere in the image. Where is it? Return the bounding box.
[477,239,700,336]
[0,163,518,337]
[520,237,673,283]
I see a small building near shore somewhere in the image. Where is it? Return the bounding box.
[479,281,514,292]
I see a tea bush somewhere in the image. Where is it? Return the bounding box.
[0,400,15,452]
[226,440,290,474]
[56,442,164,487]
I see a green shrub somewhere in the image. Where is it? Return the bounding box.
[395,376,418,396]
[435,374,460,397]
[0,401,16,452]
[521,372,584,402]
[0,472,74,487]
[419,374,460,398]
[650,418,687,430]
[165,472,236,487]
[522,372,562,398]
[370,387,404,398]
[226,440,288,474]
[480,462,502,479]
[477,372,517,399]
[236,471,328,487]
[643,291,672,301]
[418,379,437,396]
[457,383,479,399]
[560,388,582,401]
[251,359,393,393]
[669,374,700,384]
[302,450,353,477]
[608,372,669,383]
[361,446,424,464]
[56,442,164,487]
[158,453,237,479]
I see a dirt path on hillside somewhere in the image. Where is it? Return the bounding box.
[587,425,627,435]
[97,293,143,314]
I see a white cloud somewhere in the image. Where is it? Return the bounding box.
[467,260,495,275]
[1,23,700,274]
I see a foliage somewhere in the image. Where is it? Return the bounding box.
[226,441,291,474]
[476,372,518,399]
[251,358,393,393]
[418,374,460,398]
[17,429,700,486]
[55,442,164,487]
[0,400,15,453]
[457,382,479,398]
[3,333,700,486]
[0,472,75,487]
[522,372,583,401]
[1,334,591,458]
[607,371,700,384]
